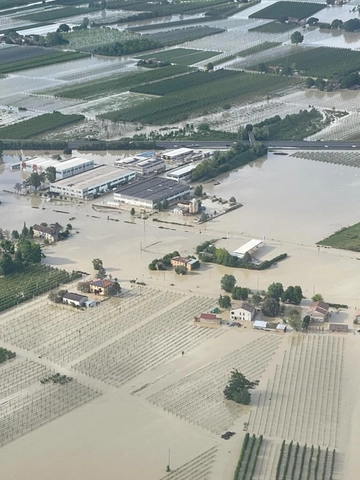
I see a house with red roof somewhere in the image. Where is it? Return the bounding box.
[89,279,116,296]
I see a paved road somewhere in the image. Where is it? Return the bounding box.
[68,139,360,150]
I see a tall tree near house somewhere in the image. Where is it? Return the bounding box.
[92,258,103,270]
[221,274,236,292]
[224,370,259,405]
[96,265,107,280]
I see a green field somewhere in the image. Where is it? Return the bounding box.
[54,64,191,99]
[317,222,360,252]
[249,1,325,20]
[136,47,221,65]
[0,51,89,74]
[145,26,223,46]
[61,28,136,51]
[249,21,296,33]
[0,264,81,313]
[238,41,281,57]
[251,46,360,78]
[21,6,98,22]
[130,69,236,95]
[101,71,300,124]
[0,112,84,139]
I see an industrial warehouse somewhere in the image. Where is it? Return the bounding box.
[114,152,165,177]
[21,156,95,180]
[50,165,136,199]
[113,177,190,209]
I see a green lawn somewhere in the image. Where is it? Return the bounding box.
[317,223,360,252]
[249,1,325,20]
[136,47,221,65]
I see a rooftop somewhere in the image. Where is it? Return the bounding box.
[89,279,115,288]
[167,164,195,177]
[52,165,135,190]
[55,157,94,172]
[32,223,60,235]
[63,292,88,302]
[24,156,55,167]
[114,177,190,202]
[232,302,255,313]
[163,148,193,158]
[309,301,329,315]
[253,320,268,329]
[232,239,264,256]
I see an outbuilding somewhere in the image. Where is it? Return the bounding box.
[62,292,88,307]
[253,320,268,330]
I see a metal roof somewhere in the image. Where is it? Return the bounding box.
[55,157,93,172]
[114,177,190,202]
[52,165,135,190]
[167,164,195,177]
[233,239,264,256]
[163,148,193,158]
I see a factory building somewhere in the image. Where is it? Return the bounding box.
[22,157,58,173]
[161,148,194,162]
[115,155,165,176]
[50,165,136,199]
[55,157,94,180]
[166,164,195,182]
[113,177,190,209]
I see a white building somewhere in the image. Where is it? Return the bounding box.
[166,164,195,182]
[62,292,88,307]
[253,320,268,330]
[55,157,94,180]
[231,239,264,259]
[161,148,194,161]
[115,156,165,176]
[230,302,256,321]
[22,157,58,174]
[50,165,136,199]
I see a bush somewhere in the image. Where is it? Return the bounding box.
[175,265,187,275]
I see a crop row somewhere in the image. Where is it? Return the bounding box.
[0,112,84,139]
[249,46,360,79]
[145,26,224,46]
[238,42,281,57]
[136,47,220,65]
[101,71,299,125]
[233,433,264,480]
[248,22,295,34]
[275,442,336,480]
[130,69,236,96]
[0,265,81,312]
[21,6,98,22]
[249,1,325,20]
[55,64,191,100]
[0,51,89,75]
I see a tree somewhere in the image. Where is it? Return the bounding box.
[302,315,311,330]
[312,293,323,302]
[232,286,249,301]
[45,166,56,183]
[130,207,135,216]
[291,31,304,44]
[305,77,315,88]
[108,281,121,296]
[14,182,22,194]
[218,295,231,309]
[221,274,236,292]
[251,293,262,306]
[282,285,303,305]
[314,77,325,91]
[11,230,19,239]
[194,185,203,197]
[229,196,236,204]
[57,24,70,33]
[279,15,288,24]
[162,199,169,210]
[331,19,343,29]
[200,212,208,223]
[175,265,187,275]
[82,17,90,28]
[92,258,103,270]
[77,281,91,293]
[26,172,44,191]
[286,308,302,331]
[223,370,259,405]
[66,223,72,230]
[258,63,267,73]
[261,297,280,317]
[96,265,107,280]
[307,17,319,26]
[0,253,15,275]
[267,282,284,300]
[206,62,214,71]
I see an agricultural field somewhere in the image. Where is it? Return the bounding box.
[101,71,300,124]
[0,45,59,66]
[238,41,281,57]
[135,47,221,65]
[74,295,223,386]
[0,265,81,313]
[0,356,100,447]
[130,69,236,96]
[317,222,360,252]
[249,1,325,20]
[158,447,218,480]
[0,112,84,139]
[60,27,136,51]
[248,21,296,33]
[146,335,281,434]
[233,433,264,480]
[145,26,224,45]
[289,150,360,169]
[249,46,360,78]
[54,64,191,99]
[20,6,98,22]
[275,442,336,480]
[0,51,89,75]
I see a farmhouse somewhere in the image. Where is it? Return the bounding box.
[307,300,330,322]
[55,157,94,180]
[231,239,264,259]
[230,302,256,321]
[194,312,222,326]
[113,177,190,209]
[50,165,136,199]
[89,279,116,296]
[62,292,88,307]
[32,223,61,242]
[170,256,200,271]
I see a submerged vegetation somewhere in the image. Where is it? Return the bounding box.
[317,223,360,252]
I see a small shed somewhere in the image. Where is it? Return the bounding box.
[63,292,88,307]
[329,324,348,333]
[276,323,287,333]
[253,320,268,330]
[194,313,222,327]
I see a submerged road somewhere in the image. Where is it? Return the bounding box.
[67,139,360,150]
